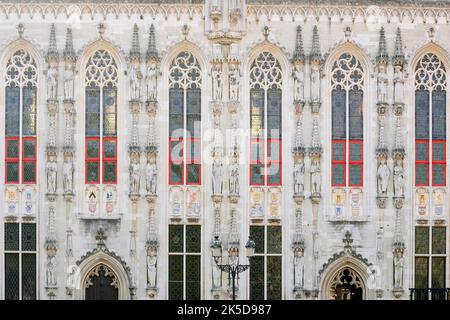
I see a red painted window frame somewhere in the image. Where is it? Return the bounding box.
[186,137,201,185]
[250,138,265,186]
[21,136,36,184]
[415,140,429,186]
[5,137,20,184]
[267,138,282,186]
[102,137,117,184]
[348,140,363,187]
[331,139,346,187]
[85,137,100,184]
[169,137,184,185]
[432,140,446,186]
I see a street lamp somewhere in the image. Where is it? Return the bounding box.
[211,235,255,300]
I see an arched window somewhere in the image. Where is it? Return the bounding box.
[85,50,118,184]
[249,52,282,186]
[4,49,38,300]
[168,51,202,185]
[331,53,364,187]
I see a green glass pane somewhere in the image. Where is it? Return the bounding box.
[169,225,184,253]
[416,164,428,185]
[249,256,264,300]
[87,162,99,183]
[186,255,201,300]
[170,163,182,184]
[87,140,99,158]
[267,256,282,300]
[332,164,345,186]
[23,162,36,183]
[103,140,116,158]
[250,226,265,254]
[267,163,280,185]
[6,162,19,183]
[432,227,446,254]
[432,165,445,186]
[22,254,36,300]
[23,140,35,158]
[5,253,20,300]
[7,140,19,158]
[415,227,429,254]
[431,257,445,289]
[187,164,200,184]
[267,226,282,254]
[415,257,429,288]
[103,161,116,183]
[186,225,201,253]
[168,255,183,300]
[5,223,19,251]
[22,223,36,251]
[251,164,264,185]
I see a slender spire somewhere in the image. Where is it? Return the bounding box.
[376,27,388,65]
[394,114,403,150]
[310,26,321,63]
[47,24,59,62]
[294,116,304,149]
[228,208,240,249]
[311,117,321,149]
[146,24,159,61]
[293,26,305,63]
[393,27,405,67]
[63,27,76,60]
[130,24,141,60]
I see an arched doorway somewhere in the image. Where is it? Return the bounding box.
[85,264,119,300]
[329,267,364,300]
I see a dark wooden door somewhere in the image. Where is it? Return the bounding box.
[85,268,119,300]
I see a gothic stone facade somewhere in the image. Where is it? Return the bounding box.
[0,0,449,300]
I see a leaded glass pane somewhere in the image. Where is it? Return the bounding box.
[416,143,428,161]
[23,139,35,158]
[170,140,183,162]
[268,141,280,161]
[187,164,200,184]
[250,89,264,138]
[87,162,99,182]
[267,226,282,254]
[6,86,20,136]
[187,140,200,161]
[332,143,345,161]
[87,140,99,158]
[6,162,19,183]
[22,86,36,136]
[103,87,117,136]
[433,143,445,161]
[415,227,429,254]
[5,253,19,300]
[187,88,201,138]
[186,225,201,253]
[169,225,184,253]
[250,226,265,254]
[267,163,280,185]
[415,257,429,288]
[431,257,445,289]
[7,139,19,158]
[249,256,264,300]
[251,164,264,185]
[5,223,19,251]
[432,227,446,254]
[251,141,264,162]
[170,163,182,184]
[169,88,184,137]
[168,255,183,300]
[103,140,116,158]
[86,87,100,137]
[332,89,346,139]
[22,223,36,251]
[267,89,281,138]
[416,164,428,185]
[186,255,201,300]
[23,161,36,183]
[103,161,116,183]
[432,164,445,185]
[432,91,446,140]
[349,90,363,139]
[415,90,429,139]
[22,254,36,300]
[349,164,362,186]
[267,256,282,300]
[349,143,362,161]
[332,164,345,185]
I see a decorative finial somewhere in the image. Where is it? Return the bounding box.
[17,23,24,38]
[146,24,159,62]
[310,26,322,63]
[311,117,321,149]
[376,27,389,65]
[392,27,405,67]
[263,26,270,40]
[182,24,190,39]
[294,117,304,150]
[96,228,107,248]
[98,22,106,38]
[63,27,76,61]
[428,27,436,42]
[343,231,353,253]
[344,26,352,40]
[46,24,59,63]
[293,26,305,63]
[130,24,141,60]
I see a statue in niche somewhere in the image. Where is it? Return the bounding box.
[47,255,57,286]
[294,253,305,288]
[228,161,239,195]
[212,65,222,101]
[394,66,404,104]
[310,157,321,194]
[129,64,142,100]
[393,159,404,197]
[212,151,223,195]
[377,66,388,103]
[310,66,320,102]
[129,160,140,194]
[293,160,305,195]
[293,64,305,101]
[377,158,390,195]
[146,62,158,101]
[146,157,158,195]
[47,66,58,100]
[64,65,74,100]
[63,159,74,194]
[393,249,404,288]
[46,159,57,194]
[229,65,240,101]
[147,254,157,288]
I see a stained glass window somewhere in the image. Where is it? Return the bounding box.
[432,227,446,254]
[249,256,264,300]
[415,227,429,254]
[22,254,36,300]
[5,223,19,251]
[414,257,428,288]
[5,253,20,300]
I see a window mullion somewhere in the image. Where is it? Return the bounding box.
[429,89,433,187]
[19,87,23,184]
[184,87,187,185]
[99,87,103,184]
[346,89,349,188]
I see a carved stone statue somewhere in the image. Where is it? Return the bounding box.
[377,67,388,103]
[47,255,57,286]
[47,66,58,100]
[229,66,240,101]
[129,64,142,100]
[147,254,157,288]
[64,65,74,100]
[393,249,404,288]
[228,162,239,195]
[46,160,57,194]
[310,66,320,102]
[129,161,140,194]
[63,159,74,194]
[393,160,404,197]
[310,158,321,194]
[394,66,404,104]
[146,62,158,101]
[212,154,223,195]
[294,254,305,288]
[146,158,157,195]
[212,65,222,101]
[293,64,305,101]
[293,161,305,195]
[377,159,390,195]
